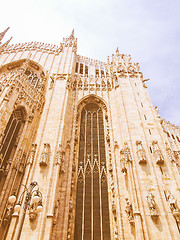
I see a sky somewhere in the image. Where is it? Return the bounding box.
[1,0,180,126]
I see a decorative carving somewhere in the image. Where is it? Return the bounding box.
[166,191,179,212]
[166,191,180,222]
[55,144,62,165]
[152,141,164,165]
[28,111,34,123]
[67,74,116,91]
[39,143,50,166]
[146,192,158,219]
[125,198,134,224]
[29,203,38,221]
[124,142,132,162]
[1,41,62,55]
[0,66,45,114]
[120,149,127,173]
[28,143,37,165]
[55,144,65,173]
[136,140,147,164]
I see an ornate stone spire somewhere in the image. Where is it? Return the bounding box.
[61,29,77,52]
[0,27,10,43]
[0,37,12,53]
[0,27,12,53]
[116,47,119,56]
[69,29,75,40]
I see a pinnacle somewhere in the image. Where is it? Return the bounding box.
[0,37,12,52]
[116,47,119,55]
[69,29,75,39]
[0,27,10,42]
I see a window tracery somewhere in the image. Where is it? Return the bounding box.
[74,103,111,240]
[0,108,26,171]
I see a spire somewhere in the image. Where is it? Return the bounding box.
[116,47,119,56]
[0,27,10,43]
[69,29,75,39]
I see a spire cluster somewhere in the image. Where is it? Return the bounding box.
[0,27,12,53]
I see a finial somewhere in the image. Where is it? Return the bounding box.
[0,27,10,43]
[69,29,75,39]
[116,47,119,56]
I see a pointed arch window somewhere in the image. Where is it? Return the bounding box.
[0,108,26,171]
[74,103,111,240]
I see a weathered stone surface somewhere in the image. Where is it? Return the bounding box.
[0,29,180,240]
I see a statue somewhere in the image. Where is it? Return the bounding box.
[166,191,179,212]
[125,198,134,223]
[39,143,50,166]
[146,192,158,218]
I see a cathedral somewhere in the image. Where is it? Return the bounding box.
[0,27,180,240]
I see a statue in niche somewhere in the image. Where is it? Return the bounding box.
[146,192,158,218]
[39,143,50,166]
[120,149,127,173]
[125,198,134,223]
[152,141,164,164]
[136,140,147,164]
[166,191,179,212]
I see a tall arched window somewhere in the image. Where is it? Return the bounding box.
[0,108,25,171]
[74,103,111,240]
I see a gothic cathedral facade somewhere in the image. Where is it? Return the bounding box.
[0,28,180,240]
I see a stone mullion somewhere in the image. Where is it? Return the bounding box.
[82,111,87,240]
[91,112,93,240]
[0,113,14,153]
[3,120,19,161]
[84,112,91,240]
[0,119,20,219]
[97,111,103,240]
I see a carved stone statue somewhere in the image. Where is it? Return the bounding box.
[39,143,50,166]
[146,192,158,218]
[146,192,156,210]
[120,149,127,173]
[166,191,179,212]
[136,141,147,164]
[152,141,164,164]
[125,198,134,223]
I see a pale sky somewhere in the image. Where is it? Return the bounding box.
[1,0,180,125]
